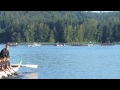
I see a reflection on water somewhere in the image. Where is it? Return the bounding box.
[19,72,38,79]
[23,73,38,79]
[11,72,39,79]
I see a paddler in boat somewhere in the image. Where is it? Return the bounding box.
[0,55,9,77]
[0,57,15,78]
[0,59,3,78]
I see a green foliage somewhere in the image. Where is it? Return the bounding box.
[0,11,120,43]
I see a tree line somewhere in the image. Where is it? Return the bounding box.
[0,11,120,43]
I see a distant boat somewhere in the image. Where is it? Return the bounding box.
[28,42,41,47]
[55,43,65,46]
[88,44,93,46]
[88,41,93,46]
[9,42,18,46]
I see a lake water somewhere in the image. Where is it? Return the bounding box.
[1,44,120,79]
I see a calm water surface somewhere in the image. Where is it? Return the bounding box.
[1,44,120,79]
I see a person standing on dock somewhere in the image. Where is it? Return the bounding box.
[0,43,10,61]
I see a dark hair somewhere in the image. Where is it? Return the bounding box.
[6,43,10,47]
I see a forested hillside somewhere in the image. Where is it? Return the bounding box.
[0,11,120,43]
